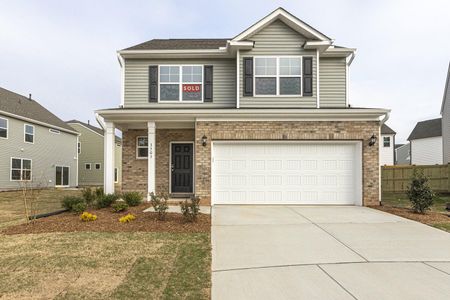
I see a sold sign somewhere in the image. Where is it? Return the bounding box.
[183,84,201,92]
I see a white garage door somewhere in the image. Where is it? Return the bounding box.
[212,142,362,205]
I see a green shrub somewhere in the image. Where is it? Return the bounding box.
[180,195,201,222]
[81,187,95,205]
[96,193,119,209]
[94,187,104,199]
[112,202,129,213]
[150,192,169,220]
[407,169,435,214]
[72,202,87,214]
[123,192,143,207]
[62,196,85,212]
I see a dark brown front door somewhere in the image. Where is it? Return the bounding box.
[171,143,193,193]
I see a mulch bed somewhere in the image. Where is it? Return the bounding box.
[2,204,210,235]
[372,205,450,225]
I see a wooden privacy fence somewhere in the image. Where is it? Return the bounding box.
[381,164,450,193]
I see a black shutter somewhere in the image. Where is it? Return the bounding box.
[243,57,253,96]
[303,57,313,96]
[204,65,213,102]
[149,65,158,102]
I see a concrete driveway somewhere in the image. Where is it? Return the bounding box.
[212,206,450,300]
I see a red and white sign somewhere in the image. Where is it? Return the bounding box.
[183,84,201,93]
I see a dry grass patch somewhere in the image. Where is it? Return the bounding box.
[0,231,210,299]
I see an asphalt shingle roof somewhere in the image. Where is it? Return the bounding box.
[0,87,76,133]
[407,118,442,140]
[123,39,229,51]
[381,124,396,135]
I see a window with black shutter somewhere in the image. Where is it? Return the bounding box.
[303,57,313,96]
[148,65,158,102]
[204,65,213,102]
[243,57,253,96]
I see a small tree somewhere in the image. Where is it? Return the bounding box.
[406,169,435,213]
[150,192,169,220]
[180,195,201,222]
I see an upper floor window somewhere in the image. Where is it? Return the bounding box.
[11,158,32,181]
[383,137,390,147]
[24,124,34,143]
[136,136,148,159]
[0,117,7,138]
[78,142,81,154]
[254,57,302,96]
[159,65,203,102]
[95,163,101,170]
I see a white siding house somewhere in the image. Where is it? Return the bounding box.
[408,118,443,165]
[379,124,395,166]
[441,63,450,164]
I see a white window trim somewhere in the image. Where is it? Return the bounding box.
[0,117,8,139]
[55,165,70,187]
[114,168,119,183]
[10,157,32,181]
[383,136,391,147]
[136,136,148,160]
[24,124,35,144]
[253,56,304,98]
[85,163,92,170]
[158,64,204,103]
[95,163,101,170]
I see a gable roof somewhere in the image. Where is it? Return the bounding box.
[232,7,331,42]
[0,87,77,134]
[381,124,396,135]
[124,39,229,51]
[440,62,450,114]
[407,118,442,141]
[66,119,121,143]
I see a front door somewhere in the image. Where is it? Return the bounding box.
[171,143,193,193]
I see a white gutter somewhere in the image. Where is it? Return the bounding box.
[236,49,240,108]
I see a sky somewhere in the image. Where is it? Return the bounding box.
[0,0,449,142]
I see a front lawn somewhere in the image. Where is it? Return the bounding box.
[378,193,450,232]
[0,231,210,299]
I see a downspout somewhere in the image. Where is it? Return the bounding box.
[378,110,390,204]
[346,51,356,107]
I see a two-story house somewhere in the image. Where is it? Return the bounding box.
[0,87,79,190]
[67,120,122,187]
[96,8,389,206]
[408,118,443,165]
[441,62,450,164]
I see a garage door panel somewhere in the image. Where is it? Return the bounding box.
[212,142,361,205]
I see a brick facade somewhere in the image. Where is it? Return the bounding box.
[121,128,194,195]
[195,121,380,206]
[122,121,380,206]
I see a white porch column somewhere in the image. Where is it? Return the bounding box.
[147,121,156,200]
[104,122,115,194]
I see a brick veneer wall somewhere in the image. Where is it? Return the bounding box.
[121,128,194,195]
[195,121,380,206]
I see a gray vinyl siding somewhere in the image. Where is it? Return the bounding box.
[319,57,347,107]
[442,100,450,164]
[239,20,317,108]
[68,123,122,186]
[124,58,236,108]
[0,114,78,190]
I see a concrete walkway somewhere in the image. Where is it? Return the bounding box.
[212,206,450,300]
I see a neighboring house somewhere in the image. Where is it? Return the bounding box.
[395,143,410,165]
[441,62,450,164]
[408,118,443,165]
[67,120,122,187]
[96,8,389,206]
[379,124,395,165]
[0,87,78,190]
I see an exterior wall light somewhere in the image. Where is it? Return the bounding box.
[201,135,208,147]
[368,134,377,147]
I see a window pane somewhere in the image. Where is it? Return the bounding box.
[138,148,148,157]
[160,84,179,100]
[0,118,7,128]
[137,137,148,147]
[22,159,31,170]
[255,58,276,75]
[280,77,301,95]
[279,58,301,75]
[95,164,101,170]
[56,167,62,185]
[182,84,202,101]
[25,134,33,143]
[25,125,33,134]
[0,128,7,138]
[11,170,21,180]
[114,168,118,182]
[182,66,202,83]
[85,164,91,170]
[22,170,31,181]
[255,78,276,95]
[63,167,69,185]
[12,159,21,169]
[160,66,179,83]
